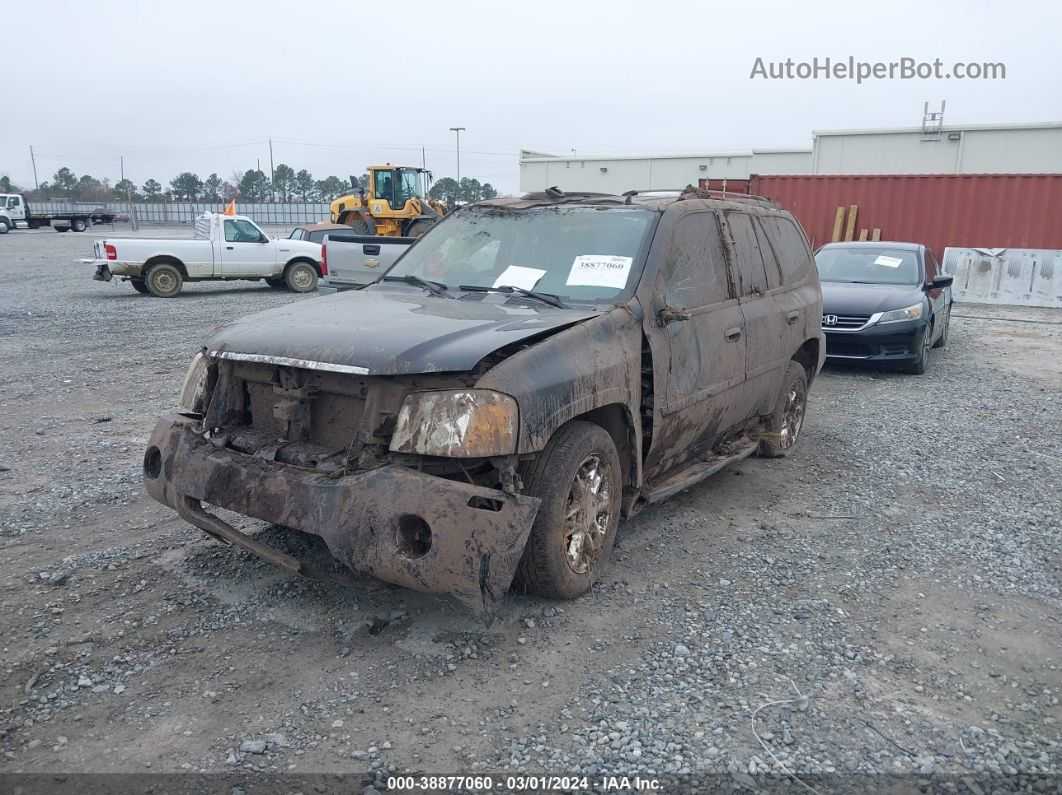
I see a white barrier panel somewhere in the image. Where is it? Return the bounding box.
[942,248,1062,309]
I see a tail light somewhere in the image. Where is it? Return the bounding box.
[320,242,329,276]
[104,243,117,260]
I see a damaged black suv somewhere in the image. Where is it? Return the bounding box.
[144,188,825,616]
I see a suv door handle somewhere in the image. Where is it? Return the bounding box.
[785,310,800,324]
[724,326,742,341]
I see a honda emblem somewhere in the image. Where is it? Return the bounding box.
[822,314,839,326]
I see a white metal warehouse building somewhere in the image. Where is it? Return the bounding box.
[518,121,1062,194]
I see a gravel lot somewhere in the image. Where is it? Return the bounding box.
[0,225,1059,790]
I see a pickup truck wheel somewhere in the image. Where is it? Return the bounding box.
[0,219,9,234]
[284,261,318,292]
[758,361,808,458]
[404,220,434,238]
[265,277,287,290]
[145,263,183,297]
[72,218,87,232]
[130,278,150,294]
[515,420,621,600]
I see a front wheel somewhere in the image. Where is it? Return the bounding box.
[759,361,809,458]
[345,217,374,236]
[515,421,622,599]
[404,219,435,238]
[0,219,9,234]
[932,309,950,348]
[904,324,933,374]
[145,263,183,297]
[284,261,318,292]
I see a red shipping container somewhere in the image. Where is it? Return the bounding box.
[744,173,1062,255]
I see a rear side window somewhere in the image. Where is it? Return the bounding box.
[760,216,813,285]
[665,211,732,308]
[753,218,782,290]
[725,213,768,296]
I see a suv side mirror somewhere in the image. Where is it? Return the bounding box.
[928,274,953,289]
[658,306,691,324]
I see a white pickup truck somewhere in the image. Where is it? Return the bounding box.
[86,213,324,297]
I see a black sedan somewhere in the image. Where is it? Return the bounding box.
[814,241,953,374]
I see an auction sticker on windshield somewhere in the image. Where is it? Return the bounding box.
[874,255,904,268]
[566,255,633,289]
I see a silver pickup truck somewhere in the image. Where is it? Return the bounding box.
[319,234,413,294]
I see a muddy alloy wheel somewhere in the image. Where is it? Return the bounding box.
[516,420,621,599]
[758,360,809,458]
[145,263,183,298]
[563,454,613,575]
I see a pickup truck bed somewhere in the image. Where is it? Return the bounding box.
[319,234,413,294]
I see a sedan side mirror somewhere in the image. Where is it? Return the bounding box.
[928,274,954,289]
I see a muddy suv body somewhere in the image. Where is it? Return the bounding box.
[144,189,825,616]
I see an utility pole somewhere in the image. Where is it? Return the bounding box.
[422,146,426,169]
[120,156,124,183]
[268,138,275,201]
[449,127,466,186]
[29,145,39,191]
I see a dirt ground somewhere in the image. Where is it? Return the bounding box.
[0,225,1058,788]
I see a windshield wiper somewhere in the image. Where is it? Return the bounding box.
[459,284,567,309]
[382,274,453,298]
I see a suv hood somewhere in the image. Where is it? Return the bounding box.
[820,281,925,316]
[204,288,600,375]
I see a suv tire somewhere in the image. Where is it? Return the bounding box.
[758,361,808,458]
[516,420,621,599]
[145,263,184,298]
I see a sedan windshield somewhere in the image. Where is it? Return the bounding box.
[815,246,921,285]
[385,206,656,302]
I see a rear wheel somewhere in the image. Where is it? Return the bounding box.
[130,278,150,294]
[759,361,809,458]
[145,263,183,297]
[404,219,434,238]
[284,261,318,292]
[515,421,622,599]
[72,218,87,232]
[345,217,374,236]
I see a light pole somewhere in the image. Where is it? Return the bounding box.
[449,127,466,186]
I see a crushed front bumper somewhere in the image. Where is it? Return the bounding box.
[144,415,540,618]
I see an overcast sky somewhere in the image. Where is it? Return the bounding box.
[4,0,1060,194]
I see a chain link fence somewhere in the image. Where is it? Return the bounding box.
[28,200,333,226]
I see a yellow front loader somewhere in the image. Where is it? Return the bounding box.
[329,165,446,237]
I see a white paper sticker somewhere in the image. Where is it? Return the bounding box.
[492,265,547,290]
[874,255,904,268]
[565,255,633,289]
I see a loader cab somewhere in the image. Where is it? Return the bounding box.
[369,166,428,214]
